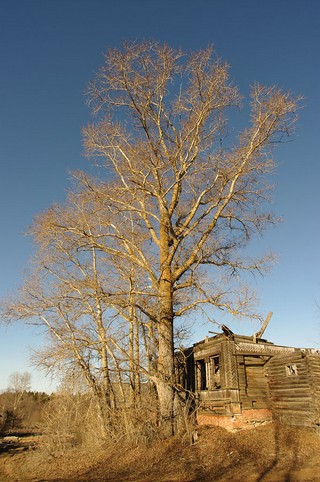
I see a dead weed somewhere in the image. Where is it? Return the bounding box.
[1,423,320,481]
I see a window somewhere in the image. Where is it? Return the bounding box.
[286,364,298,376]
[196,355,221,391]
[196,360,207,390]
[209,355,221,389]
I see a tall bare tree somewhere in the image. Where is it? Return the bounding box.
[7,371,32,413]
[2,189,129,434]
[82,41,300,435]
[2,172,161,434]
[1,41,300,437]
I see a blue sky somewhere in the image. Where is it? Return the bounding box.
[0,0,319,392]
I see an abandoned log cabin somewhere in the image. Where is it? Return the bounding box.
[178,327,320,432]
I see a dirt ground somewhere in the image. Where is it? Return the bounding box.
[1,423,320,481]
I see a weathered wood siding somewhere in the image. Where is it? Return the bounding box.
[188,333,320,430]
[240,355,270,410]
[306,354,320,432]
[266,352,320,430]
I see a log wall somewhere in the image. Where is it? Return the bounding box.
[266,352,320,430]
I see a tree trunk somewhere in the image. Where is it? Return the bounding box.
[134,316,141,404]
[157,286,175,436]
[129,275,141,407]
[157,212,175,437]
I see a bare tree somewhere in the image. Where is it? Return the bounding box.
[2,181,157,436]
[0,371,33,429]
[8,371,32,413]
[8,371,31,394]
[1,41,300,438]
[82,41,300,436]
[2,191,125,435]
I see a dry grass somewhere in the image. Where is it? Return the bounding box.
[1,423,320,481]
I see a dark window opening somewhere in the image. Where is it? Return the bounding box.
[210,355,221,389]
[196,355,221,391]
[196,360,207,390]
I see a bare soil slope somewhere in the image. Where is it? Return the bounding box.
[1,424,320,481]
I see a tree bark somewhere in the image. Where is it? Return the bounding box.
[156,211,175,437]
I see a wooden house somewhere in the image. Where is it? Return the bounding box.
[180,328,320,432]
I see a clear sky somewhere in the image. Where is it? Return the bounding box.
[0,0,319,392]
